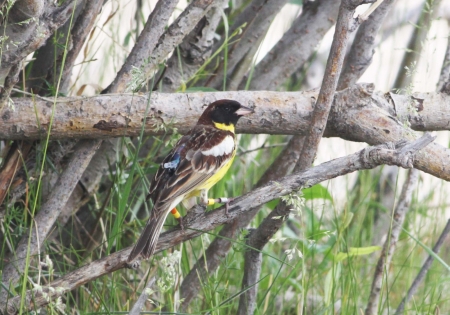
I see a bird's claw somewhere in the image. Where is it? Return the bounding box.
[126,260,141,270]
[177,216,185,230]
[225,197,235,218]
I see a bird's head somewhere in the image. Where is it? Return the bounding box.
[198,100,254,132]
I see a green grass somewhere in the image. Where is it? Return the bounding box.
[2,2,450,315]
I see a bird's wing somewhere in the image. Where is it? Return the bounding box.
[128,126,236,261]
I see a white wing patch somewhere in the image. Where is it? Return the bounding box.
[202,135,235,157]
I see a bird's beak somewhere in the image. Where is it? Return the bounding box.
[235,105,254,116]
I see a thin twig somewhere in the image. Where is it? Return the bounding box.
[56,0,104,92]
[297,0,373,171]
[392,0,443,89]
[365,168,419,315]
[395,219,450,315]
[2,134,435,314]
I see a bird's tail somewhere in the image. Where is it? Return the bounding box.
[128,205,170,262]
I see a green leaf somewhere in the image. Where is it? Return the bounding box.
[334,246,381,262]
[302,184,332,201]
[184,87,218,92]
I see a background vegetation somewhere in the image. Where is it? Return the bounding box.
[1,0,450,314]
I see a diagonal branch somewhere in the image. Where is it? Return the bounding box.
[0,139,101,305]
[157,0,227,92]
[237,0,374,312]
[337,0,396,90]
[395,219,450,315]
[0,0,77,107]
[2,133,435,314]
[365,168,419,315]
[140,0,220,89]
[205,0,288,90]
[248,0,340,91]
[104,0,179,94]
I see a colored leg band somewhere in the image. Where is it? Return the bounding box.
[207,198,231,206]
[171,208,181,219]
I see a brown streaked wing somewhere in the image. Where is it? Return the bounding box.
[148,125,235,204]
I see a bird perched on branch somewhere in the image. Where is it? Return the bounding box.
[128,100,254,262]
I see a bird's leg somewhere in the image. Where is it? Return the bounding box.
[200,190,233,217]
[206,197,234,218]
[170,208,184,230]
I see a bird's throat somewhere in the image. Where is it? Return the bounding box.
[214,122,235,132]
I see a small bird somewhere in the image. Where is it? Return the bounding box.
[128,100,253,262]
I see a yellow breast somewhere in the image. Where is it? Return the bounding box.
[186,150,236,198]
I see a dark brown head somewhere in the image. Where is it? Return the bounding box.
[197,100,253,131]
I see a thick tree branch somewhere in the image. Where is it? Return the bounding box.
[4,87,450,139]
[2,134,434,314]
[2,86,450,181]
[365,168,419,315]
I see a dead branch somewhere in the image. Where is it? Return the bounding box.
[3,87,450,139]
[129,276,156,315]
[206,0,288,90]
[365,168,419,315]
[2,133,435,314]
[55,0,104,92]
[141,0,219,88]
[248,0,340,90]
[3,87,450,182]
[296,0,368,171]
[392,0,443,89]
